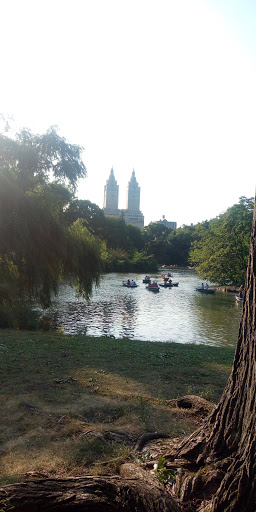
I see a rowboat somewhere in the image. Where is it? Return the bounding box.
[123,281,137,288]
[159,282,179,288]
[146,282,160,292]
[161,273,173,281]
[196,288,215,294]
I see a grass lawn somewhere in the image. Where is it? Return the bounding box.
[0,330,235,484]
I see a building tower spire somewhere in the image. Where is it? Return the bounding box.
[126,169,140,211]
[103,168,119,211]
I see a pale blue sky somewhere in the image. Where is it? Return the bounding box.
[1,0,256,227]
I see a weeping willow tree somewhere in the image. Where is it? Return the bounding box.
[0,125,102,326]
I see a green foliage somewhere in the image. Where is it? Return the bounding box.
[143,222,170,240]
[0,123,101,327]
[154,456,176,484]
[64,199,106,237]
[140,450,152,463]
[0,499,14,512]
[142,222,171,264]
[141,222,197,266]
[126,224,145,252]
[198,388,214,401]
[104,216,131,251]
[97,217,157,272]
[167,224,199,266]
[101,245,157,273]
[101,245,130,272]
[66,219,102,300]
[130,251,158,272]
[0,125,86,190]
[189,197,254,285]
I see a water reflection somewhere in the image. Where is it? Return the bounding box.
[193,292,241,347]
[48,270,242,347]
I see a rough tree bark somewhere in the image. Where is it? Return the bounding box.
[165,199,256,512]
[0,465,178,512]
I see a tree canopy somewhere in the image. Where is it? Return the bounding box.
[64,199,106,237]
[62,197,255,282]
[0,126,87,189]
[189,197,254,285]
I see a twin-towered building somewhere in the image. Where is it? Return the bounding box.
[103,168,177,229]
[103,168,144,228]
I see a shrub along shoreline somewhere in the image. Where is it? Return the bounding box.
[0,331,235,484]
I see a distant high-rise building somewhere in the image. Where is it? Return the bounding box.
[103,169,144,228]
[103,167,119,212]
[126,169,140,211]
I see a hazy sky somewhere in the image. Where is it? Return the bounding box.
[1,0,256,227]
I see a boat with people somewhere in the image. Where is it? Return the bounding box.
[159,282,172,288]
[159,274,179,287]
[123,279,137,288]
[161,273,173,281]
[142,276,151,283]
[159,281,179,288]
[146,281,160,292]
[196,287,215,294]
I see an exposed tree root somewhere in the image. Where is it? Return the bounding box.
[0,464,179,512]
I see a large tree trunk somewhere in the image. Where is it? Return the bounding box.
[165,199,256,511]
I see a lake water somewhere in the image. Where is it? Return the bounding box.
[48,270,243,347]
